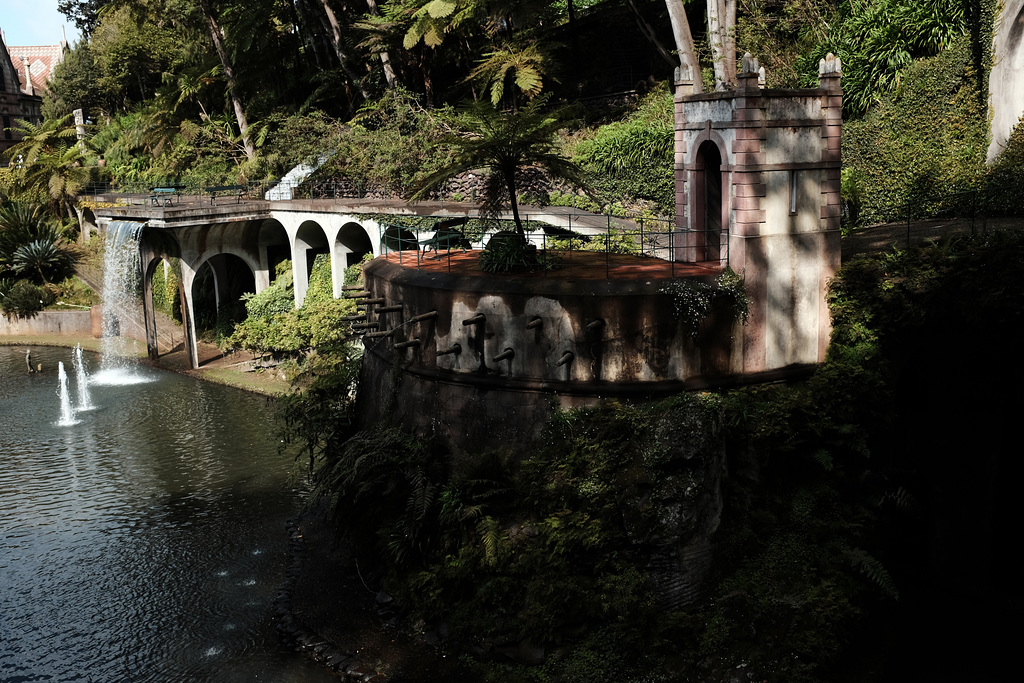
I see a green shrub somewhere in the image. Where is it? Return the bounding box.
[570,89,675,216]
[842,38,988,225]
[986,117,1024,214]
[150,258,180,321]
[227,255,356,358]
[0,278,53,318]
[48,275,96,309]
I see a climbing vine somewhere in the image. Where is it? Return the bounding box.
[660,267,750,339]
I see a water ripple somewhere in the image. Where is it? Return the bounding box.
[0,346,333,682]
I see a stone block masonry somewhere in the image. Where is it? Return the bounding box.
[674,53,843,371]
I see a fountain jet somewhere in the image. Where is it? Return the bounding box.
[73,344,96,411]
[56,362,78,426]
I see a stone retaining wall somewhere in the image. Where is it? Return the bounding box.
[0,310,96,337]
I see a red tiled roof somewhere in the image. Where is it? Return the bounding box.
[5,43,65,93]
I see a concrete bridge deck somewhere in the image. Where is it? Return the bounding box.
[91,193,655,233]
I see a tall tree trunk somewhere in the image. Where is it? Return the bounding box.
[504,168,524,237]
[200,0,256,161]
[665,0,703,93]
[294,0,331,70]
[707,0,726,90]
[724,0,737,87]
[708,0,737,89]
[365,0,398,88]
[418,47,435,108]
[319,0,371,100]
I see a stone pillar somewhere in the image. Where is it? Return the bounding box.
[178,260,200,369]
[141,256,160,360]
[290,241,309,307]
[817,53,844,361]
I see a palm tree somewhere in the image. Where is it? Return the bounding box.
[11,239,78,284]
[3,115,91,234]
[412,97,588,238]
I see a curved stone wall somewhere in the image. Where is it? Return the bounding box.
[357,258,739,450]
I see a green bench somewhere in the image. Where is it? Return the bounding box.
[149,187,177,206]
[207,185,246,205]
[419,217,471,257]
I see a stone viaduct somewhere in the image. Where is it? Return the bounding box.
[93,199,623,369]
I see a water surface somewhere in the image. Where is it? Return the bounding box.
[0,346,335,682]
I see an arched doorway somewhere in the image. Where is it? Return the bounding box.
[694,140,725,263]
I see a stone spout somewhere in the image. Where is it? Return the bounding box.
[437,343,462,357]
[409,311,438,323]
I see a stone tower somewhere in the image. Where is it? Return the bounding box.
[674,53,843,372]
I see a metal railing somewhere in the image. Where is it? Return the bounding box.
[374,215,728,278]
[897,183,1024,247]
[78,178,410,205]
[77,180,728,277]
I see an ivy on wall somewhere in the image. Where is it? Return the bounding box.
[842,37,989,226]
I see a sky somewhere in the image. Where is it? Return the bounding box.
[1,0,81,47]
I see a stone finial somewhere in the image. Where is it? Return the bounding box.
[21,56,34,96]
[738,53,765,90]
[674,61,695,95]
[818,53,842,77]
[741,52,760,75]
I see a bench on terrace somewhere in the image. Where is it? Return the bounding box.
[419,217,471,257]
[149,187,178,206]
[207,185,246,205]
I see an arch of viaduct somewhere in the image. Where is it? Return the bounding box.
[102,207,387,369]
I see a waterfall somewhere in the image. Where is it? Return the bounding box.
[56,362,78,426]
[95,221,151,385]
[73,344,95,411]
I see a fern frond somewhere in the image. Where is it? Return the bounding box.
[844,546,899,600]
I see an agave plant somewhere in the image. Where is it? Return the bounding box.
[11,239,78,285]
[0,203,70,276]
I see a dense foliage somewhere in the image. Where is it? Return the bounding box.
[841,37,990,225]
[226,254,363,379]
[280,227,1023,680]
[737,0,992,118]
[568,89,675,215]
[0,202,85,318]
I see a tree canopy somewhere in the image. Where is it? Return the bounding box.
[37,0,996,203]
